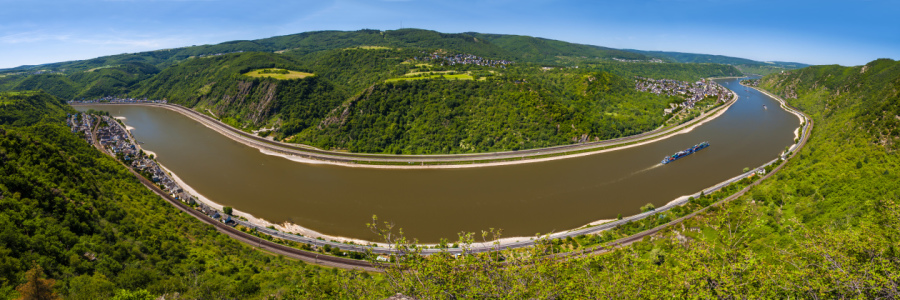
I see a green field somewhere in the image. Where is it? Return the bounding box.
[401,61,433,68]
[385,71,475,82]
[349,46,394,50]
[242,68,314,80]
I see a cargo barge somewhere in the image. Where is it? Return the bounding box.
[661,141,709,164]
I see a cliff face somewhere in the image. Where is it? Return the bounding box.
[205,80,279,127]
[129,52,345,132]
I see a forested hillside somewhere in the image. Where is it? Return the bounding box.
[470,33,646,63]
[760,59,900,151]
[0,91,386,299]
[96,46,738,153]
[295,70,675,153]
[0,29,745,153]
[2,60,897,299]
[0,63,159,100]
[0,91,70,126]
[625,49,808,76]
[338,59,900,298]
[0,29,643,75]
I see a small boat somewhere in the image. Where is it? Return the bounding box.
[763,105,767,110]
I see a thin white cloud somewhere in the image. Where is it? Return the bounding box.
[0,31,71,44]
[0,30,186,50]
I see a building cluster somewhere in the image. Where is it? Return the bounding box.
[741,79,760,87]
[197,50,244,58]
[68,97,167,104]
[415,52,512,68]
[613,58,665,63]
[69,112,243,227]
[68,113,191,202]
[1,69,66,77]
[67,113,96,144]
[635,77,734,114]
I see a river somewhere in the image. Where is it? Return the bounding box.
[76,78,798,242]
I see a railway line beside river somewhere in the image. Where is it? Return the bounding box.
[74,82,813,271]
[74,89,737,169]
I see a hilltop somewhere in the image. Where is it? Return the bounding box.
[1,29,752,154]
[626,49,809,75]
[2,58,895,298]
[0,29,806,75]
[0,29,646,74]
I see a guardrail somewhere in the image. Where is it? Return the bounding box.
[71,93,738,166]
[71,84,809,259]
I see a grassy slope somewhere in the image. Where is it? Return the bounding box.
[242,69,314,80]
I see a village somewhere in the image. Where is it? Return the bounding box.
[68,96,168,105]
[415,51,513,68]
[634,77,734,115]
[741,78,760,87]
[66,112,237,227]
[613,57,665,63]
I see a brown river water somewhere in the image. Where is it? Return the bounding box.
[77,79,798,242]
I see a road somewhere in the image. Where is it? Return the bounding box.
[87,118,379,272]
[73,90,737,168]
[551,88,813,260]
[76,84,811,271]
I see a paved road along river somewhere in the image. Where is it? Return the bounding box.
[76,78,798,242]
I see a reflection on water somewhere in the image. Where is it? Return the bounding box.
[76,79,797,242]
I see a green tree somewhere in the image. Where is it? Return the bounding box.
[111,289,153,300]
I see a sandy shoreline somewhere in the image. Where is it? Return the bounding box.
[247,93,739,170]
[84,90,738,170]
[138,131,721,248]
[76,83,753,247]
[749,86,806,131]
[159,159,384,246]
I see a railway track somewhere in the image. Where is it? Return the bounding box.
[74,84,811,272]
[74,90,737,167]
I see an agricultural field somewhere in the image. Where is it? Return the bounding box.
[242,68,314,80]
[385,71,475,82]
[349,46,394,50]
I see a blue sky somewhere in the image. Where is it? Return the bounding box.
[1,0,897,69]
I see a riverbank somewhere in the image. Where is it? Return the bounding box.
[751,86,807,124]
[159,163,381,246]
[72,81,808,254]
[72,89,739,170]
[72,78,808,252]
[68,85,746,248]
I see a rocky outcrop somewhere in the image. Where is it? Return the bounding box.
[317,85,375,129]
[248,81,278,125]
